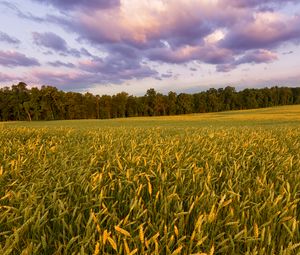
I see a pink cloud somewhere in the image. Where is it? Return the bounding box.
[0,72,21,82]
[74,0,221,47]
[29,69,96,90]
[236,49,278,64]
[0,50,40,67]
[217,49,278,72]
[220,12,300,50]
[147,44,234,65]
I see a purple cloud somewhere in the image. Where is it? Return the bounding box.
[161,73,173,79]
[105,44,139,59]
[33,32,68,52]
[28,44,157,89]
[157,12,213,49]
[236,49,278,64]
[17,1,300,67]
[0,72,20,82]
[217,49,278,72]
[47,60,75,68]
[0,31,20,45]
[282,51,293,55]
[80,47,93,57]
[220,13,300,50]
[147,45,234,65]
[79,54,158,84]
[223,0,298,8]
[31,61,156,90]
[46,0,296,80]
[216,64,235,72]
[0,50,40,67]
[31,70,97,90]
[32,31,86,57]
[65,2,217,50]
[32,0,120,10]
[1,1,45,23]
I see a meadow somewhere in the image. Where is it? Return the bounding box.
[1,105,300,254]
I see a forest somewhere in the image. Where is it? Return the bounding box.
[0,82,300,121]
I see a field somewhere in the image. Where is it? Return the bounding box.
[1,105,300,254]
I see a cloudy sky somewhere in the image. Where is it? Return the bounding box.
[0,0,299,95]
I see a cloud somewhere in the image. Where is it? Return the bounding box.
[79,54,158,84]
[0,72,21,82]
[32,32,86,57]
[147,45,234,65]
[236,49,278,64]
[161,73,173,79]
[219,12,300,50]
[79,47,93,57]
[0,31,20,45]
[30,50,158,89]
[1,1,45,23]
[0,50,40,67]
[31,64,156,90]
[64,0,220,49]
[30,70,97,90]
[282,51,293,55]
[43,0,296,70]
[222,0,298,8]
[32,0,120,10]
[33,32,68,52]
[217,49,278,72]
[47,60,75,68]
[216,64,236,72]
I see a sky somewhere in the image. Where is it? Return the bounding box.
[0,0,299,95]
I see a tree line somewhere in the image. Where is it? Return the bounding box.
[0,82,300,121]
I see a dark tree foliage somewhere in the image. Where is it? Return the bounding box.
[0,82,299,121]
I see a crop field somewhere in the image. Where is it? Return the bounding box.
[1,105,300,254]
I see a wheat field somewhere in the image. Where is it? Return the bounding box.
[1,105,300,254]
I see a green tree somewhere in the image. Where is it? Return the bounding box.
[145,88,157,116]
[166,91,177,115]
[99,95,112,119]
[126,96,138,117]
[111,92,128,118]
[176,93,194,114]
[193,92,207,113]
[206,88,220,112]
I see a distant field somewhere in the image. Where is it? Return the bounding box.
[1,105,300,254]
